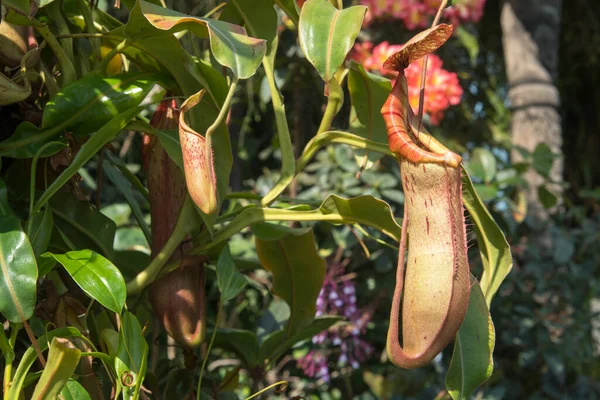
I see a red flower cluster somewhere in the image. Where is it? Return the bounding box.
[360,0,486,29]
[350,41,463,125]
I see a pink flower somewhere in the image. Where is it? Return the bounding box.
[443,0,486,26]
[404,54,463,124]
[350,40,463,124]
[370,41,404,74]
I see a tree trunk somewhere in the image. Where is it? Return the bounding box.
[500,0,563,227]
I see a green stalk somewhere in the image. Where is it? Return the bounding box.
[205,76,238,143]
[196,302,222,400]
[77,0,101,67]
[1,328,15,400]
[316,78,344,135]
[36,25,77,85]
[98,38,131,73]
[46,1,74,66]
[296,130,393,173]
[125,196,198,295]
[260,51,295,206]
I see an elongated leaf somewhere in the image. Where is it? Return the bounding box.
[462,168,512,305]
[258,316,341,362]
[197,195,401,254]
[209,328,259,367]
[8,327,85,400]
[34,106,144,213]
[103,162,150,244]
[0,70,31,105]
[0,122,67,159]
[0,74,158,158]
[60,380,92,400]
[0,178,14,216]
[298,0,366,82]
[3,0,31,14]
[27,206,54,258]
[49,192,116,259]
[42,72,158,135]
[115,311,149,398]
[128,0,266,79]
[468,148,497,184]
[255,224,325,336]
[0,214,38,322]
[221,0,278,47]
[347,61,392,167]
[314,195,401,241]
[216,245,247,301]
[43,250,126,314]
[446,277,495,400]
[31,338,81,400]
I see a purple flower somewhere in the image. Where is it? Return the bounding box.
[297,262,375,381]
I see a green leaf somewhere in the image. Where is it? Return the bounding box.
[298,0,366,82]
[60,380,92,400]
[456,26,479,66]
[26,207,54,258]
[272,0,299,26]
[469,148,497,183]
[0,178,14,216]
[446,276,495,400]
[532,143,555,178]
[347,62,392,168]
[4,0,31,14]
[128,0,267,79]
[0,122,67,159]
[115,311,148,399]
[103,161,151,244]
[0,73,158,158]
[31,338,81,400]
[255,224,326,336]
[209,328,259,367]
[259,316,342,362]
[49,192,116,259]
[33,106,144,214]
[216,244,247,301]
[42,72,158,135]
[221,0,278,46]
[0,70,31,106]
[0,214,38,322]
[43,250,126,313]
[317,195,401,240]
[462,168,512,306]
[538,184,558,209]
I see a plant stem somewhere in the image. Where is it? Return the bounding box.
[99,38,130,74]
[196,302,222,400]
[55,33,106,39]
[27,141,66,236]
[77,0,101,67]
[205,76,238,143]
[260,47,296,207]
[417,0,448,124]
[296,130,393,173]
[316,78,344,135]
[1,328,15,400]
[243,381,289,400]
[36,25,77,85]
[126,196,197,295]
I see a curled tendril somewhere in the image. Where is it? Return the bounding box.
[120,371,136,387]
[244,380,291,400]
